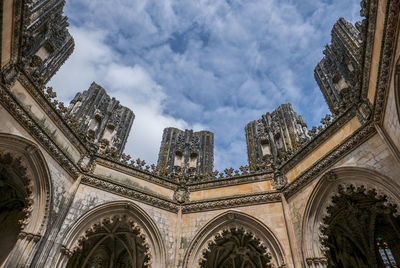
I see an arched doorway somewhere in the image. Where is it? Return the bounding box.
[66,215,151,268]
[301,167,400,268]
[321,185,400,268]
[183,211,286,268]
[199,226,272,268]
[0,153,31,265]
[58,201,166,268]
[0,133,52,267]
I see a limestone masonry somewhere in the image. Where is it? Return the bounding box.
[1,0,400,267]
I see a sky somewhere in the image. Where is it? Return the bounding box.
[49,0,362,172]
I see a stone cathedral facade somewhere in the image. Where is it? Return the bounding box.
[1,0,400,267]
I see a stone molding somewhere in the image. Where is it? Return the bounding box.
[372,0,400,123]
[281,106,356,174]
[182,192,282,214]
[360,0,378,99]
[187,172,273,191]
[283,122,376,198]
[0,133,52,236]
[94,155,178,189]
[81,175,179,213]
[0,84,80,177]
[17,74,88,155]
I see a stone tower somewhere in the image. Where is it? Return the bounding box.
[67,82,135,157]
[157,128,214,176]
[314,18,362,115]
[19,0,75,85]
[245,103,308,172]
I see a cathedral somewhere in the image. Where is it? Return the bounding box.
[0,0,400,267]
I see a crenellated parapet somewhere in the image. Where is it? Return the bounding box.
[157,128,214,178]
[66,82,134,157]
[245,103,309,172]
[315,18,363,116]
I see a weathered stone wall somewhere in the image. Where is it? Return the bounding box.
[53,184,178,267]
[286,132,400,264]
[178,203,293,267]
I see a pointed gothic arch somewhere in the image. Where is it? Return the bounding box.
[301,166,400,267]
[183,210,286,268]
[57,201,166,268]
[0,133,52,267]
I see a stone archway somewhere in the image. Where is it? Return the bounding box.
[199,226,272,268]
[301,167,400,268]
[321,184,400,267]
[57,201,166,268]
[183,211,286,268]
[0,152,32,265]
[0,133,52,267]
[66,215,152,268]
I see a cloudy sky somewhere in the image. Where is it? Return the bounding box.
[50,0,362,171]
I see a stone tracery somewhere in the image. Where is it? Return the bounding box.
[320,184,400,267]
[199,226,272,268]
[183,211,286,268]
[0,134,52,267]
[0,153,32,265]
[302,167,400,268]
[66,215,152,268]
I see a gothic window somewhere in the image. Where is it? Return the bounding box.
[102,123,115,143]
[376,238,398,267]
[199,227,272,268]
[174,151,184,168]
[35,43,54,61]
[321,186,400,268]
[66,216,151,268]
[189,153,197,168]
[260,138,271,156]
[274,133,282,149]
[332,74,348,92]
[88,115,101,139]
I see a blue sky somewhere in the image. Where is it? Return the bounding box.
[50,0,362,171]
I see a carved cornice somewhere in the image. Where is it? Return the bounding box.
[373,0,400,123]
[182,192,281,214]
[94,155,179,189]
[187,172,273,191]
[281,107,356,173]
[17,73,88,155]
[283,123,376,199]
[0,84,80,177]
[81,176,179,213]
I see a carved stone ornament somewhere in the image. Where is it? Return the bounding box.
[174,186,190,204]
[272,169,287,190]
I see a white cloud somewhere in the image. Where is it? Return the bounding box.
[51,0,362,170]
[49,25,204,166]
